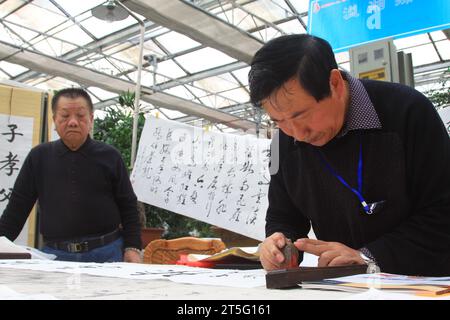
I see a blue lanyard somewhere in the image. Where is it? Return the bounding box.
[316,136,374,215]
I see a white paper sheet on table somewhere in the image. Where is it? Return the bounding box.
[0,285,57,300]
[328,273,450,286]
[0,260,266,288]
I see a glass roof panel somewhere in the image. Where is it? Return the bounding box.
[6,3,66,33]
[268,0,293,12]
[109,58,135,75]
[157,108,188,119]
[76,52,102,64]
[251,27,282,42]
[88,86,117,100]
[53,24,93,46]
[30,0,62,15]
[88,95,100,104]
[213,8,257,30]
[0,23,24,46]
[199,95,233,109]
[303,15,308,27]
[394,33,430,50]
[127,70,155,87]
[243,0,291,23]
[429,31,447,41]
[2,21,39,42]
[219,87,250,103]
[32,77,80,91]
[402,43,440,66]
[156,60,187,80]
[277,19,306,34]
[55,0,105,17]
[435,40,450,60]
[155,31,200,54]
[102,42,134,57]
[74,11,92,23]
[195,73,240,93]
[164,86,196,100]
[155,74,173,85]
[142,39,167,57]
[0,61,29,76]
[289,0,310,13]
[108,50,156,77]
[83,58,123,75]
[339,62,350,72]
[38,19,72,36]
[80,16,135,39]
[32,37,77,56]
[335,51,350,64]
[0,0,26,19]
[24,76,50,86]
[175,47,236,73]
[232,67,251,86]
[0,69,9,79]
[184,85,209,99]
[111,45,143,66]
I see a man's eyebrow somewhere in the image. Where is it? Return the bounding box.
[270,111,304,123]
[289,110,305,119]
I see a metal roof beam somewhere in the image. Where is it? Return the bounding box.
[156,61,248,90]
[414,61,450,74]
[175,103,256,123]
[13,21,158,82]
[123,0,263,63]
[0,41,257,131]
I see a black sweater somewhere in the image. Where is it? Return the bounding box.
[266,79,450,276]
[0,136,142,249]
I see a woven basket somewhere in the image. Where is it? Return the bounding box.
[143,237,226,264]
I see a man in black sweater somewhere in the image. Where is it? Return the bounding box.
[0,88,142,263]
[249,34,450,276]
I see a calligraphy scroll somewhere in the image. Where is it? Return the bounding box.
[0,85,43,246]
[438,107,450,137]
[131,117,271,241]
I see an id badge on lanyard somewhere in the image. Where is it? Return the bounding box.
[316,135,385,215]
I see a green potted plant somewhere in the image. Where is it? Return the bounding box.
[424,67,449,109]
[137,202,165,248]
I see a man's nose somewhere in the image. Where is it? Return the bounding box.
[67,116,79,127]
[292,125,310,142]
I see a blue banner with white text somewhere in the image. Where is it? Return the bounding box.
[308,0,450,52]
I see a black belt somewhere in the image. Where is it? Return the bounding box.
[45,229,121,253]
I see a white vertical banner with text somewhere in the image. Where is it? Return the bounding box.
[0,114,34,245]
[438,107,450,137]
[131,117,271,241]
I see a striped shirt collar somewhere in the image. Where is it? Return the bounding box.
[338,72,382,137]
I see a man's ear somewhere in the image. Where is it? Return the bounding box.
[89,112,94,129]
[329,69,345,98]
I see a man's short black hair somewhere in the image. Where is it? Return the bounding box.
[248,34,338,107]
[51,88,94,114]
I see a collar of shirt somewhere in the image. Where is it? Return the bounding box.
[337,72,382,138]
[55,135,92,156]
